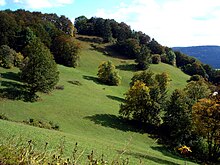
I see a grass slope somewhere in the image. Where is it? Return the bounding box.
[0,35,194,164]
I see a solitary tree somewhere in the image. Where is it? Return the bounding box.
[21,38,59,96]
[97,61,121,86]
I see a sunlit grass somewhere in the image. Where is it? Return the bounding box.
[0,36,195,164]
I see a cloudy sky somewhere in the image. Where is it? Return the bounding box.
[0,0,220,47]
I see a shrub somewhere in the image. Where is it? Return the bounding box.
[97,61,121,86]
[23,118,60,131]
[14,52,24,67]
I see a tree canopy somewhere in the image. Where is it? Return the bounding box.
[97,61,121,86]
[20,38,59,95]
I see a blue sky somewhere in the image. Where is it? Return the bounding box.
[0,0,220,47]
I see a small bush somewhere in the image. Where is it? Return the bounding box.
[23,118,60,131]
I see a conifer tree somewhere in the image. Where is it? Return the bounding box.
[21,38,59,96]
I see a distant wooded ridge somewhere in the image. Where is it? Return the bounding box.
[173,46,220,69]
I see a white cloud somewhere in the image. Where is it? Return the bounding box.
[95,0,220,46]
[0,0,6,6]
[13,0,74,9]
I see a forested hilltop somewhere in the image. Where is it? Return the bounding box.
[0,9,219,83]
[0,9,220,164]
[74,16,220,84]
[173,46,220,69]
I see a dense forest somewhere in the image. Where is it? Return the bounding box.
[0,9,220,164]
[173,46,220,69]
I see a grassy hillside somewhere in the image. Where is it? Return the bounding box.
[0,36,195,164]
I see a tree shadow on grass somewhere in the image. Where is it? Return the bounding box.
[82,75,102,85]
[84,114,144,133]
[0,80,34,102]
[106,95,125,103]
[116,64,137,72]
[121,151,180,165]
[1,72,21,81]
[150,146,188,162]
[0,72,37,102]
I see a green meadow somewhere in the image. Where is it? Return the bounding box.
[0,36,197,164]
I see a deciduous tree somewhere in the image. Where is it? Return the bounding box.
[119,80,158,124]
[51,35,80,67]
[97,61,121,86]
[135,46,151,70]
[192,97,220,161]
[0,45,17,68]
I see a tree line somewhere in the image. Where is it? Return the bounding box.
[75,16,220,85]
[0,10,220,163]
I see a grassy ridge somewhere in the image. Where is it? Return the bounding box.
[0,36,195,164]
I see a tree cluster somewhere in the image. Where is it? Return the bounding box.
[119,70,170,126]
[118,69,220,162]
[0,9,80,68]
[0,9,81,97]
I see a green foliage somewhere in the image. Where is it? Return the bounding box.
[152,54,161,64]
[182,62,206,77]
[119,80,155,124]
[155,72,170,96]
[184,79,211,102]
[147,38,164,55]
[97,61,121,86]
[74,15,88,34]
[166,50,176,66]
[121,71,170,126]
[187,74,203,82]
[14,52,24,67]
[0,11,19,47]
[20,38,59,95]
[130,70,155,87]
[0,45,17,68]
[52,35,80,67]
[115,38,141,58]
[163,89,193,145]
[135,46,151,70]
